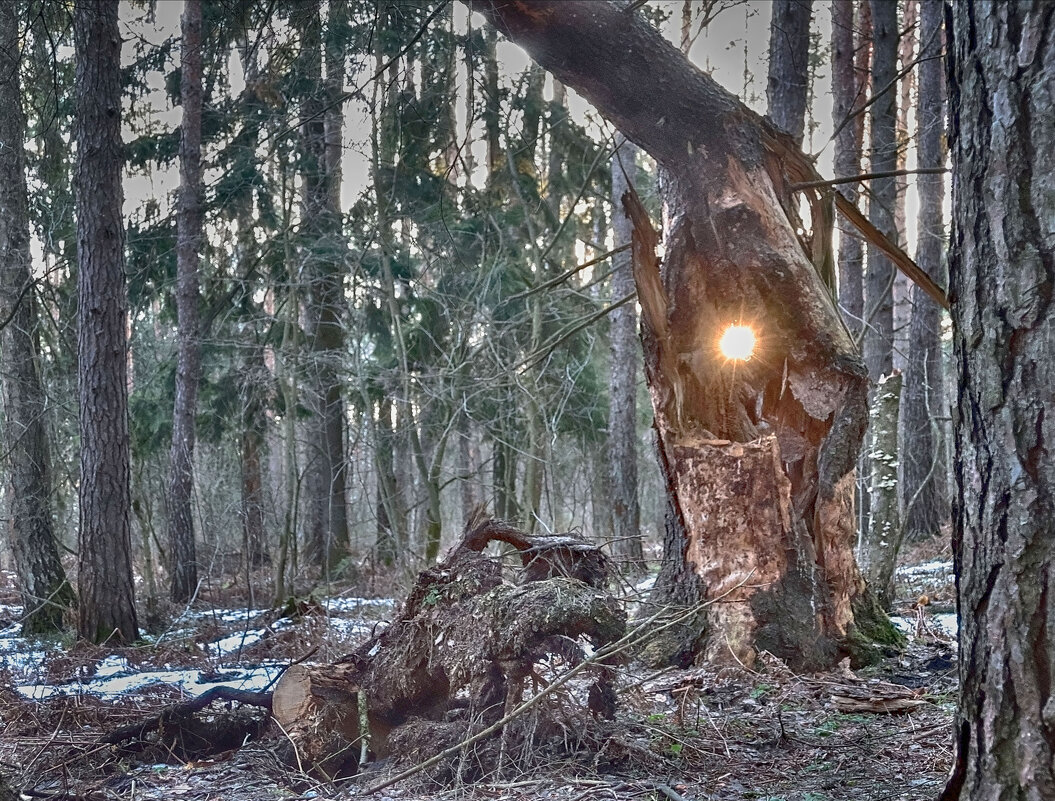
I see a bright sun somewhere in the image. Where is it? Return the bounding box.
[719,324,756,361]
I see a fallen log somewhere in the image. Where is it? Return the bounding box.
[271,515,625,779]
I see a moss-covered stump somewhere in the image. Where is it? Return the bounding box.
[271,517,626,779]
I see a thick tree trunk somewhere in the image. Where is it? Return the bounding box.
[942,5,1055,799]
[0,1,75,635]
[857,371,901,610]
[168,0,204,603]
[899,0,948,542]
[607,139,644,574]
[766,0,813,146]
[862,0,898,383]
[477,1,873,671]
[74,0,139,644]
[834,0,869,340]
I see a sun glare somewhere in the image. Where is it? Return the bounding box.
[719,324,756,361]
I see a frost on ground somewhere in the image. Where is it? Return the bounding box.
[0,557,959,801]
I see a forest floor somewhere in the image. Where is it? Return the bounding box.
[0,537,956,801]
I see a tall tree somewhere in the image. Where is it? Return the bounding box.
[0,0,75,634]
[941,4,1055,799]
[74,0,139,643]
[833,0,869,340]
[862,0,898,382]
[167,0,204,603]
[477,0,887,671]
[899,0,948,541]
[608,138,644,574]
[891,0,917,373]
[298,0,350,575]
[766,0,813,146]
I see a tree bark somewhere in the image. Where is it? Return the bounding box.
[899,0,948,542]
[0,0,75,634]
[298,0,350,576]
[891,0,917,375]
[942,4,1055,799]
[857,371,901,609]
[766,0,813,146]
[476,0,873,670]
[862,0,898,382]
[168,0,204,603]
[74,0,139,644]
[607,138,644,574]
[834,0,869,340]
[240,345,269,571]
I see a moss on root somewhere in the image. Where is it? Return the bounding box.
[846,587,906,667]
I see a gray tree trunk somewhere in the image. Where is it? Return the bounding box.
[299,0,350,576]
[891,0,917,375]
[857,371,901,610]
[0,1,75,634]
[766,0,813,146]
[941,4,1055,799]
[168,0,204,603]
[862,0,898,382]
[832,0,866,340]
[74,0,139,644]
[899,0,948,542]
[608,138,644,574]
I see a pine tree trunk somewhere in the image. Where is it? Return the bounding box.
[942,5,1055,798]
[899,0,948,542]
[74,0,139,644]
[766,0,813,146]
[168,0,204,603]
[834,0,869,340]
[477,1,875,671]
[862,0,898,383]
[0,0,75,635]
[608,139,644,574]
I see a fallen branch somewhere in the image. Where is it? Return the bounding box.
[100,686,272,746]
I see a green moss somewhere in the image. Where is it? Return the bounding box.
[845,588,905,667]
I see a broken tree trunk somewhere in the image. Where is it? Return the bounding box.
[476,0,888,671]
[271,515,625,779]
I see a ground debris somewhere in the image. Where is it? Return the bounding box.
[271,516,625,780]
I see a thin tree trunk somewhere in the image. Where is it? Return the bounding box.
[240,345,269,571]
[74,0,139,643]
[942,5,1055,798]
[899,0,948,542]
[608,138,644,574]
[891,0,917,374]
[857,371,901,609]
[834,0,869,340]
[766,0,813,146]
[862,0,898,382]
[168,0,204,603]
[298,0,349,576]
[0,0,75,635]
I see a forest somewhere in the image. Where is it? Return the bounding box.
[0,0,1051,799]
